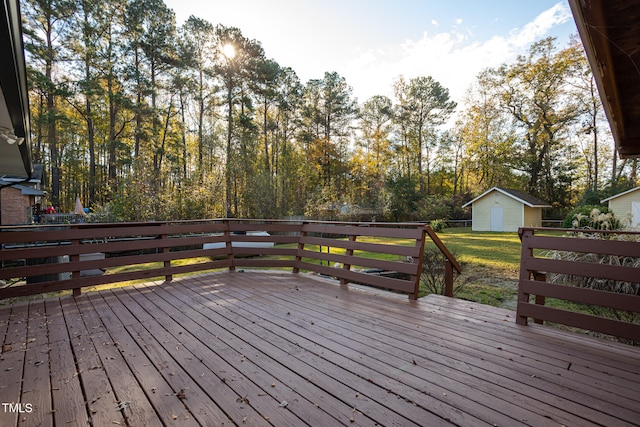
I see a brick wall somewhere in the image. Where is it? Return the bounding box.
[1,187,31,225]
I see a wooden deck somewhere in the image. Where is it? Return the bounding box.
[1,271,639,426]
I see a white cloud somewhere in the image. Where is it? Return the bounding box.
[510,3,572,47]
[344,3,573,107]
[431,19,439,28]
[456,18,463,25]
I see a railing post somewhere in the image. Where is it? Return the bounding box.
[293,223,306,274]
[516,228,534,326]
[225,219,235,271]
[409,225,429,300]
[71,237,81,297]
[161,231,172,282]
[444,259,454,297]
[341,234,356,285]
[533,272,547,324]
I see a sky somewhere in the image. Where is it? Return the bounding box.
[163,0,578,106]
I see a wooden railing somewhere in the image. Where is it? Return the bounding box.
[0,219,459,300]
[517,227,640,341]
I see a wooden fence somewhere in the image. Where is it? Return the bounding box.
[517,227,640,341]
[0,219,460,301]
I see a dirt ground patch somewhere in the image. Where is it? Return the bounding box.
[454,264,519,310]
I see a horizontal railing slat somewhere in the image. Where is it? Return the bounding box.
[0,235,229,261]
[301,223,421,239]
[523,257,640,283]
[0,222,227,244]
[517,302,640,342]
[0,246,232,281]
[0,259,232,299]
[0,223,168,243]
[297,261,415,293]
[297,249,417,275]
[525,234,640,258]
[228,235,298,244]
[520,279,640,313]
[299,236,420,257]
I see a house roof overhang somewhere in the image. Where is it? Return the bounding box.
[569,0,640,158]
[0,0,32,179]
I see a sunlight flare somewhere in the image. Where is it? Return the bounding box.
[222,43,236,59]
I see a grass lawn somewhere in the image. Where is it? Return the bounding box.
[434,227,522,273]
[424,227,522,308]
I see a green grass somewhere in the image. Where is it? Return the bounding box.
[433,227,522,274]
[456,282,517,306]
[422,227,522,307]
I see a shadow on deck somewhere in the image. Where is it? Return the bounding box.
[1,271,639,426]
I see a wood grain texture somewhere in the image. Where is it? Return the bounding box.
[2,271,639,426]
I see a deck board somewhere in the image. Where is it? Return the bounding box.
[200,274,624,426]
[61,291,126,427]
[153,279,438,426]
[224,279,579,426]
[133,282,396,426]
[189,276,501,426]
[1,270,640,426]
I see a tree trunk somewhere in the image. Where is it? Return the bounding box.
[134,47,142,159]
[225,82,233,217]
[107,70,118,190]
[198,69,205,175]
[179,89,188,180]
[46,28,60,207]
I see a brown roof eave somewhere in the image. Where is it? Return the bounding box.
[568,0,640,159]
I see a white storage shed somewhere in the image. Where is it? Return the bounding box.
[601,186,640,228]
[462,187,551,232]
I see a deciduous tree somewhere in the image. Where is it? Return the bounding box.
[393,76,456,195]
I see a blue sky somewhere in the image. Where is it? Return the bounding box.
[164,1,577,104]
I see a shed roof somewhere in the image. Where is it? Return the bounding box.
[462,187,552,208]
[600,186,640,203]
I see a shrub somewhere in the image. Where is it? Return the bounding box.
[420,247,463,297]
[562,205,620,230]
[430,219,446,232]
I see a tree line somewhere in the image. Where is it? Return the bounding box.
[22,0,638,222]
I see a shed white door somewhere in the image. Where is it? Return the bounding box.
[632,202,640,227]
[490,207,504,231]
